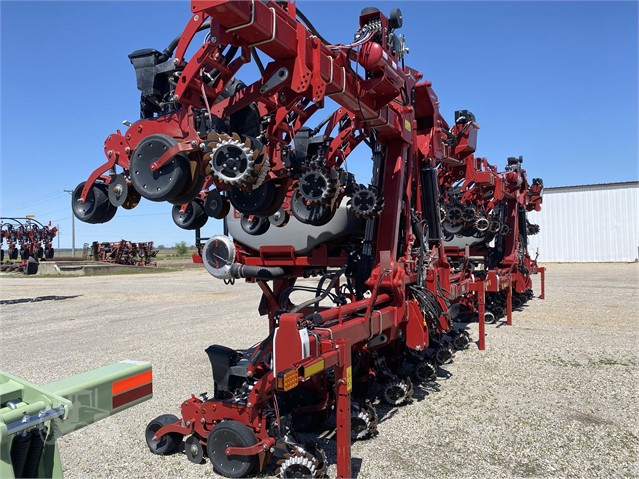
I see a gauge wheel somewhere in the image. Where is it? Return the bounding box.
[207,421,257,478]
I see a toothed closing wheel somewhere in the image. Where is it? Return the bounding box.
[435,345,453,365]
[381,380,413,405]
[462,207,476,222]
[350,186,383,219]
[208,133,258,187]
[298,169,337,205]
[276,447,327,478]
[475,217,490,232]
[351,402,378,440]
[414,359,437,383]
[447,206,463,224]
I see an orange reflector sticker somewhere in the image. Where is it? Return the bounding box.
[112,370,152,395]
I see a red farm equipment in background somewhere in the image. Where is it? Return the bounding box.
[1,217,57,273]
[88,240,158,266]
[71,2,545,477]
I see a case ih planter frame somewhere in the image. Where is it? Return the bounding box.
[71,2,545,478]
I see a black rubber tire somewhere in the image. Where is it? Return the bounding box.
[240,215,270,236]
[25,257,38,275]
[130,134,190,202]
[72,182,108,223]
[145,414,182,455]
[47,248,55,259]
[207,421,257,478]
[290,189,335,226]
[204,190,231,219]
[229,181,285,217]
[172,200,208,230]
[0,249,3,262]
[10,249,18,260]
[169,171,205,206]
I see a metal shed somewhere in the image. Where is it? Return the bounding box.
[527,181,639,262]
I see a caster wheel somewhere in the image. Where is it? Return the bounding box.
[484,311,497,324]
[207,421,257,478]
[72,182,116,224]
[145,414,182,455]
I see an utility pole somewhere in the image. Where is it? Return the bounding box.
[64,190,75,257]
[57,224,60,251]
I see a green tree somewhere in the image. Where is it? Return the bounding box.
[175,241,188,257]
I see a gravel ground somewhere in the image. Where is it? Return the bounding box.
[1,263,637,478]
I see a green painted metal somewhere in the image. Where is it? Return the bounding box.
[0,360,152,478]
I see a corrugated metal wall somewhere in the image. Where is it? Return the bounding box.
[527,182,639,262]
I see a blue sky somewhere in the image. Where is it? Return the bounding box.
[1,1,637,248]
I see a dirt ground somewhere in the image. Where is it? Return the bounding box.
[1,263,637,478]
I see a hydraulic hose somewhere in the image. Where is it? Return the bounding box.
[229,264,285,280]
[159,22,211,61]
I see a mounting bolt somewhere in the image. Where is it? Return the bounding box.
[200,418,206,424]
[107,150,113,157]
[172,95,179,101]
[246,402,253,408]
[125,147,131,154]
[211,37,217,43]
[190,140,198,147]
[185,421,191,426]
[199,142,206,149]
[263,444,268,451]
[173,58,180,66]
[194,14,199,21]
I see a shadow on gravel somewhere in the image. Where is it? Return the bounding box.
[0,295,81,306]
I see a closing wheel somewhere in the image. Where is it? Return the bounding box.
[207,421,257,478]
[484,311,497,324]
[381,379,413,406]
[130,134,190,202]
[276,444,327,478]
[413,359,437,383]
[145,414,182,455]
[172,200,208,230]
[452,331,470,350]
[185,435,204,464]
[290,189,335,226]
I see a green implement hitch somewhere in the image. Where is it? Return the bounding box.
[0,360,152,478]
